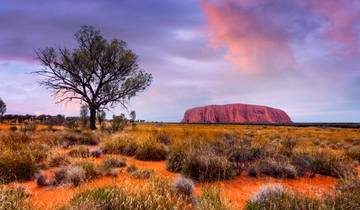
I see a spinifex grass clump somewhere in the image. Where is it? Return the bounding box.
[245,184,323,210]
[292,149,357,178]
[0,150,39,183]
[61,177,190,209]
[196,186,232,210]
[325,177,360,209]
[102,135,138,155]
[134,137,168,161]
[60,131,99,146]
[68,146,90,158]
[249,159,298,179]
[0,186,31,210]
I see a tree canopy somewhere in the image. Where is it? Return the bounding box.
[35,25,152,129]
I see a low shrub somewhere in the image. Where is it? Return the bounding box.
[48,153,70,167]
[126,164,138,173]
[68,146,90,158]
[52,168,67,186]
[63,178,189,209]
[182,151,238,182]
[35,172,48,187]
[102,136,138,155]
[228,146,262,165]
[101,157,127,170]
[61,132,99,146]
[73,161,99,180]
[346,146,360,161]
[0,150,39,183]
[0,186,31,210]
[325,177,360,209]
[89,149,102,158]
[156,131,172,145]
[245,184,323,210]
[252,159,298,179]
[78,131,99,145]
[293,150,357,178]
[173,176,195,199]
[134,139,168,161]
[291,157,312,177]
[166,146,187,172]
[65,166,86,187]
[196,187,232,210]
[130,169,154,179]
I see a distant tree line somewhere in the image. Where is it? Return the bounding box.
[2,114,66,125]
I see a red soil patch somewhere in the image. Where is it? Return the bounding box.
[9,154,345,209]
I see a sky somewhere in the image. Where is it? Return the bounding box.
[0,0,359,122]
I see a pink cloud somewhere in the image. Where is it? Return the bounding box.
[201,0,360,71]
[200,0,294,72]
[301,0,360,56]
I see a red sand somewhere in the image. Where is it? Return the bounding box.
[6,153,344,210]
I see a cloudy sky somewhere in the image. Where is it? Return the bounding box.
[0,0,359,122]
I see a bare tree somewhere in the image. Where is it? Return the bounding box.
[34,26,152,129]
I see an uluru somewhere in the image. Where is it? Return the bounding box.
[182,103,292,124]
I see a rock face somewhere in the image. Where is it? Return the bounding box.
[182,103,292,124]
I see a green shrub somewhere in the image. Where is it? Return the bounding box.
[102,136,138,155]
[0,186,31,210]
[196,187,231,210]
[134,139,168,161]
[68,146,90,158]
[245,184,323,210]
[252,159,298,179]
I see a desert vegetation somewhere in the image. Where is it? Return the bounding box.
[0,123,359,209]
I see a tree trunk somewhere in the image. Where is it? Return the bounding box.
[89,107,97,130]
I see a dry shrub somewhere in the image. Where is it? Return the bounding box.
[101,157,127,169]
[35,172,48,187]
[292,149,357,178]
[0,150,38,183]
[65,166,86,187]
[62,177,190,209]
[73,161,99,180]
[102,136,138,155]
[48,153,71,167]
[181,149,237,182]
[245,184,323,210]
[251,159,298,179]
[134,138,168,161]
[173,176,195,200]
[61,131,99,146]
[0,186,31,210]
[345,146,360,161]
[196,187,232,210]
[68,146,90,158]
[325,177,360,209]
[130,169,154,179]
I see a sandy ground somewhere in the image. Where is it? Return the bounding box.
[7,150,345,210]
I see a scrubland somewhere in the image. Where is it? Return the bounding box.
[0,123,359,209]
